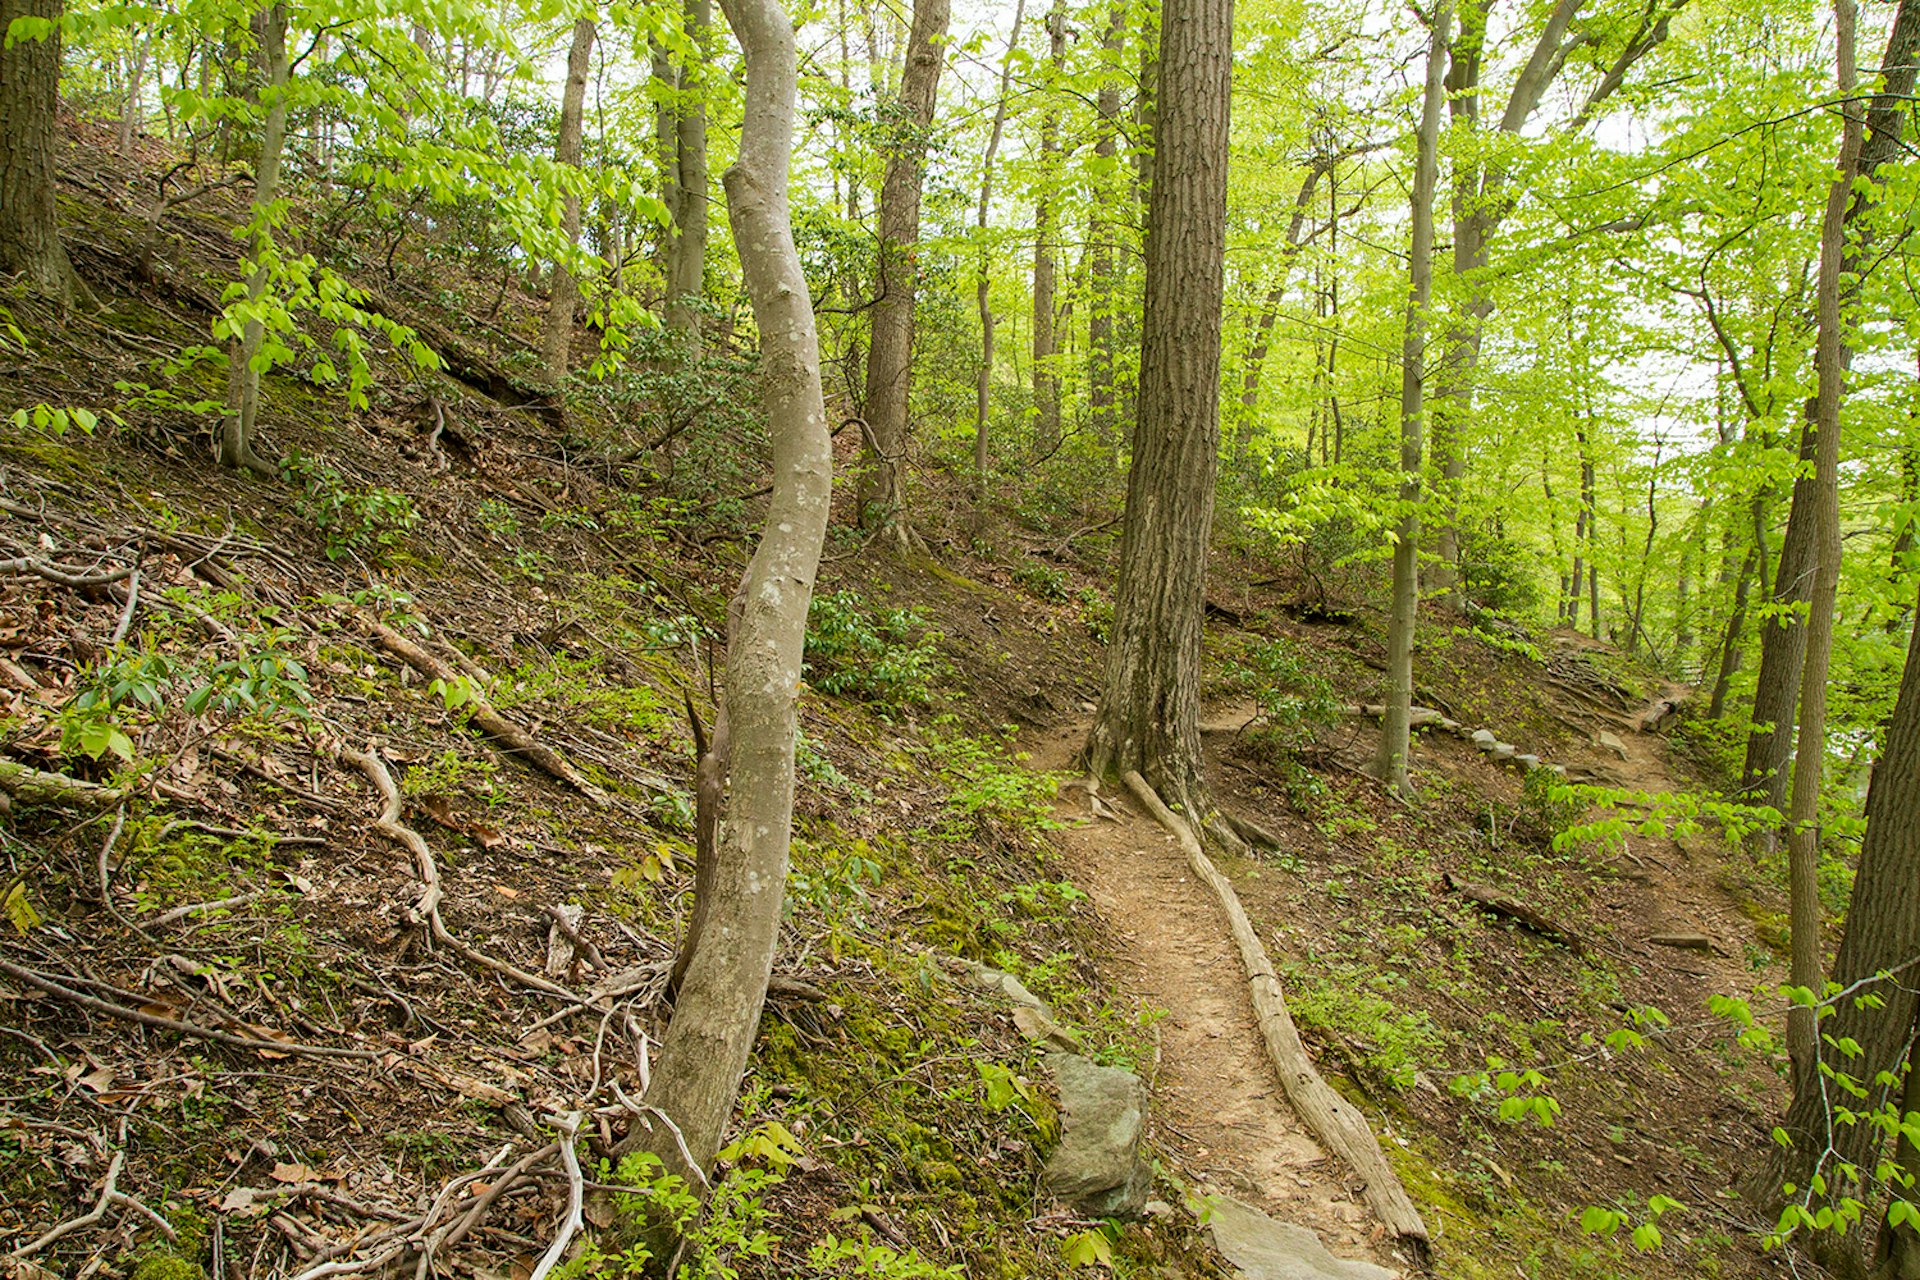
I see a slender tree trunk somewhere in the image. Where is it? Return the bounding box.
[117,31,149,155]
[621,0,833,1190]
[0,0,88,306]
[1088,4,1124,458]
[665,0,710,351]
[857,0,949,532]
[1082,0,1232,822]
[539,17,596,385]
[1031,0,1066,457]
[1782,0,1862,1084]
[972,0,1025,488]
[1709,538,1758,720]
[1763,584,1920,1278]
[217,3,290,477]
[1375,0,1450,800]
[1238,161,1327,425]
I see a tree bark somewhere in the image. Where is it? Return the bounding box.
[972,0,1026,488]
[217,2,290,477]
[1763,583,1920,1278]
[0,0,87,306]
[1031,0,1067,458]
[1237,161,1328,428]
[539,16,596,385]
[619,0,833,1188]
[665,0,710,352]
[1088,4,1124,457]
[857,0,949,532]
[1375,0,1450,800]
[1082,0,1232,819]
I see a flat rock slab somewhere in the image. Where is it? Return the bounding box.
[1471,729,1497,749]
[1205,1195,1399,1280]
[1596,730,1630,760]
[1041,1053,1152,1218]
[1650,932,1716,952]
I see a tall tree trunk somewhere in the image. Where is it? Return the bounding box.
[1763,584,1920,1278]
[1709,537,1758,720]
[1781,0,1862,1086]
[116,31,149,155]
[217,2,290,477]
[1031,0,1067,458]
[665,0,710,351]
[1375,0,1450,800]
[539,16,596,384]
[0,0,88,306]
[620,0,833,1190]
[1088,4,1124,458]
[972,0,1025,488]
[1237,161,1328,427]
[856,0,949,532]
[1082,0,1232,821]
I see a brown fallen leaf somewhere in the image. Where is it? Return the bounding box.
[270,1161,313,1184]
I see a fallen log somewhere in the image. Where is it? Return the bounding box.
[0,759,125,808]
[1120,770,1431,1263]
[1442,872,1583,953]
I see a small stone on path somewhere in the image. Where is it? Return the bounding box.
[1596,730,1629,760]
[1204,1194,1400,1280]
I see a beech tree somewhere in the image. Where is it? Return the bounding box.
[617,0,832,1187]
[1082,0,1232,821]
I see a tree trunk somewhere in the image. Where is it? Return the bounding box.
[1082,0,1232,820]
[665,0,710,351]
[972,0,1026,489]
[1375,0,1450,800]
[0,0,88,306]
[1763,583,1920,1278]
[1031,0,1067,458]
[1780,0,1862,1081]
[217,2,290,477]
[1708,537,1758,720]
[539,16,596,385]
[620,0,833,1189]
[1237,161,1327,429]
[1088,4,1124,458]
[857,0,949,532]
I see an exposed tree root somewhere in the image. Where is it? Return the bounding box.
[0,758,125,807]
[1121,769,1432,1265]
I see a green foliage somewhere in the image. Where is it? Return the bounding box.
[1284,964,1445,1091]
[1008,558,1068,601]
[805,591,946,709]
[8,403,122,438]
[924,718,1059,835]
[281,452,419,562]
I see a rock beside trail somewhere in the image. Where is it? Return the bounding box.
[1471,729,1497,750]
[1490,743,1518,763]
[1204,1194,1400,1280]
[1596,730,1629,760]
[1650,931,1716,952]
[1040,1053,1153,1218]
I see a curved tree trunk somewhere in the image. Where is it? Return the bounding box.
[1375,0,1450,799]
[1082,0,1231,820]
[856,0,948,532]
[619,0,833,1187]
[0,0,88,307]
[539,16,596,385]
[218,2,290,477]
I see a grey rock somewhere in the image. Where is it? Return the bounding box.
[963,962,1045,1010]
[1596,730,1629,760]
[1205,1195,1399,1280]
[1650,932,1716,952]
[1490,744,1517,763]
[1041,1053,1152,1218]
[1516,754,1542,770]
[1546,763,1568,777]
[1471,729,1497,750]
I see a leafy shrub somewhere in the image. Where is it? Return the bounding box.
[1284,965,1446,1091]
[804,590,945,708]
[1009,558,1068,601]
[1077,586,1113,642]
[282,452,419,562]
[1225,636,1340,758]
[1457,526,1544,617]
[925,718,1058,835]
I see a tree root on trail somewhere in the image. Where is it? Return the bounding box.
[1120,769,1432,1265]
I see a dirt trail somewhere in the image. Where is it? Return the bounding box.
[1024,716,1397,1271]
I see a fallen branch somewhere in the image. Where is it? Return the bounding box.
[360,618,610,807]
[1442,872,1584,952]
[0,956,376,1061]
[1120,770,1431,1262]
[343,746,579,1000]
[0,555,136,589]
[145,888,274,928]
[7,1151,124,1259]
[0,758,125,808]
